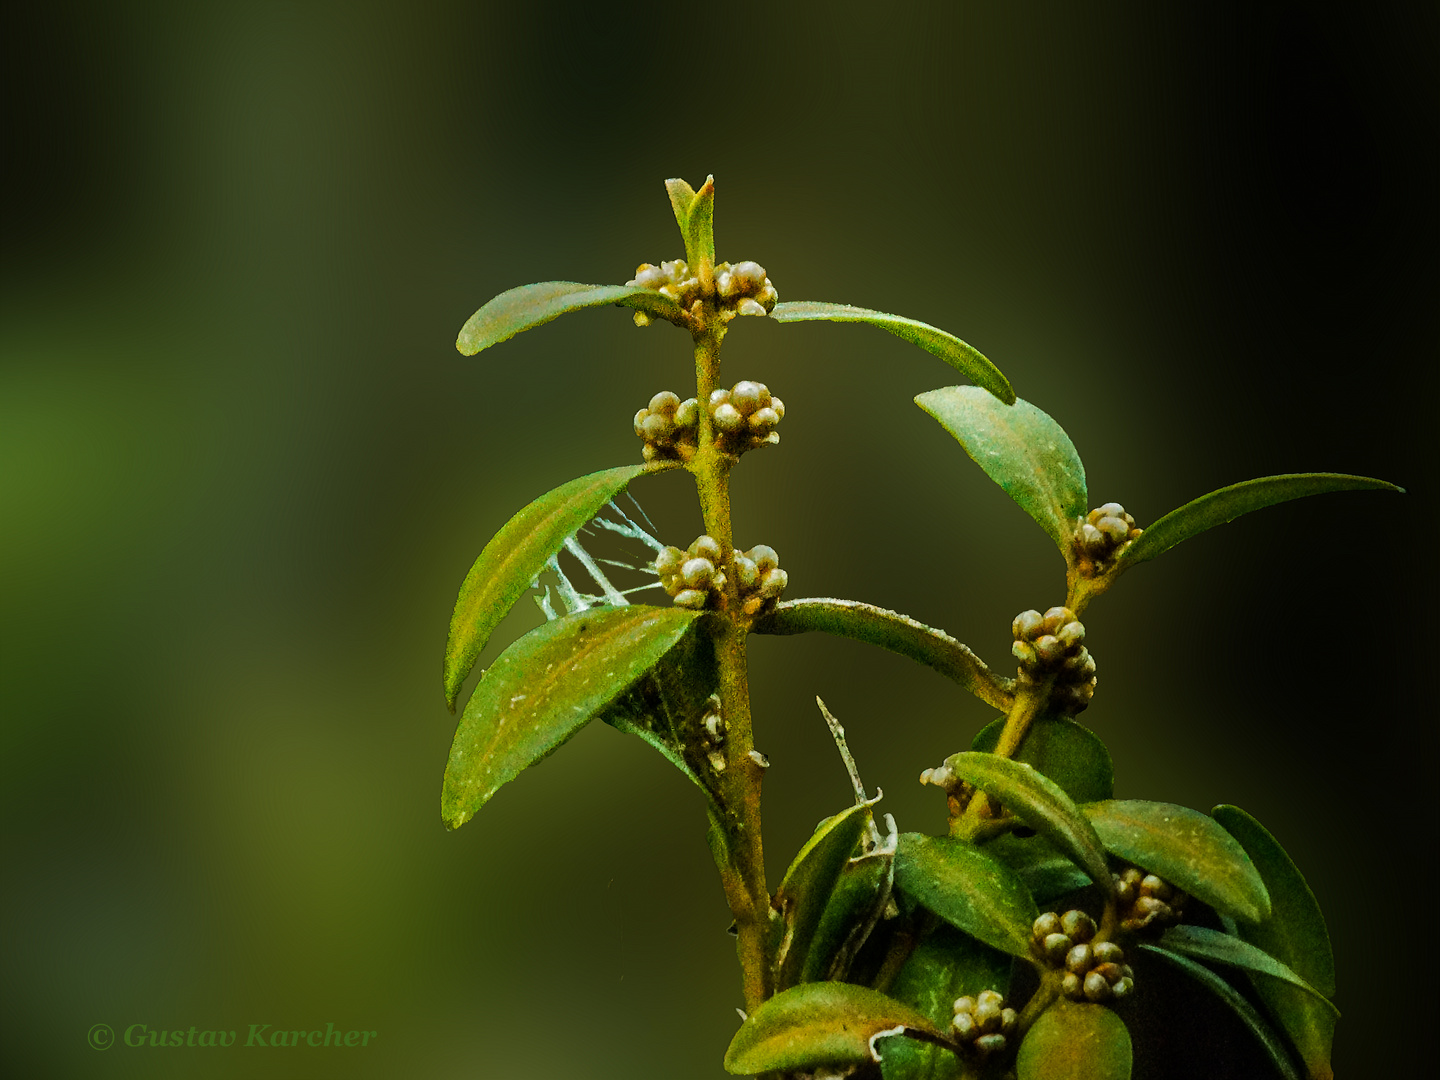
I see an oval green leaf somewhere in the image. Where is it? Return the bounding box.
[681,175,715,272]
[1213,804,1336,1080]
[441,606,701,829]
[893,833,1038,959]
[945,752,1112,895]
[776,798,882,990]
[443,465,645,711]
[1139,944,1302,1080]
[753,598,1014,711]
[771,301,1015,404]
[1083,800,1270,924]
[723,982,945,1075]
[880,924,1010,1080]
[1119,473,1403,569]
[800,849,892,984]
[972,714,1114,803]
[456,281,684,355]
[983,834,1095,906]
[1016,1001,1132,1080]
[916,387,1087,552]
[665,176,695,237]
[1157,926,1337,1017]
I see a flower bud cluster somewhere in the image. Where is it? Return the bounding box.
[698,693,726,773]
[634,390,700,463]
[1031,911,1134,1002]
[1073,502,1143,571]
[654,538,787,615]
[708,381,784,458]
[1113,867,1187,934]
[1011,606,1097,713]
[625,259,778,321]
[950,990,1017,1056]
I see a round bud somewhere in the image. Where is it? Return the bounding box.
[1113,877,1135,905]
[952,1012,976,1040]
[681,557,715,589]
[655,548,682,577]
[759,567,788,599]
[1057,620,1086,650]
[648,391,680,415]
[713,403,745,433]
[709,388,731,408]
[952,997,976,1017]
[1032,912,1062,939]
[736,298,767,317]
[1112,976,1134,1000]
[1013,610,1044,641]
[632,264,669,289]
[974,1034,1007,1056]
[731,381,770,414]
[1098,502,1126,518]
[1041,606,1075,634]
[1060,910,1096,942]
[1012,640,1038,667]
[673,589,708,609]
[1098,516,1130,544]
[691,535,723,562]
[641,444,662,462]
[749,545,779,572]
[748,407,779,434]
[634,408,650,437]
[976,990,1004,1011]
[1120,867,1143,886]
[641,412,674,442]
[708,749,726,773]
[1065,944,1093,975]
[1061,973,1082,999]
[675,398,699,429]
[1033,635,1065,667]
[1000,1009,1018,1036]
[715,269,735,299]
[1083,972,1113,1002]
[732,555,758,590]
[974,999,1002,1033]
[756,283,778,312]
[769,396,785,419]
[1093,941,1125,966]
[1093,963,1125,984]
[1140,874,1172,900]
[1079,522,1105,552]
[1042,933,1072,965]
[732,261,766,291]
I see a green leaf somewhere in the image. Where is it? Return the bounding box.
[443,465,645,710]
[771,301,1015,404]
[598,616,720,800]
[1016,1001,1132,1080]
[880,924,1010,1080]
[682,175,716,273]
[983,834,1095,906]
[1213,804,1337,1080]
[776,797,881,990]
[664,176,695,238]
[1083,800,1270,924]
[971,714,1114,803]
[1119,473,1403,568]
[1156,926,1338,1017]
[441,606,701,829]
[754,598,1014,711]
[723,982,945,1075]
[945,752,1112,895]
[800,847,892,984]
[893,833,1038,959]
[916,387,1087,552]
[455,281,683,355]
[1140,944,1302,1080]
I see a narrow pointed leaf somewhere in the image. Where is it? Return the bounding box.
[754,598,1014,711]
[880,925,1010,1080]
[800,849,892,984]
[917,387,1086,551]
[443,464,644,710]
[723,982,944,1075]
[682,174,716,271]
[894,833,1038,958]
[1119,473,1403,568]
[1016,1001,1132,1080]
[776,797,881,990]
[772,301,1015,403]
[1140,944,1303,1080]
[456,281,683,355]
[972,714,1114,803]
[1083,800,1270,924]
[442,606,700,829]
[1157,926,1338,1016]
[664,176,696,237]
[1213,804,1337,1080]
[945,752,1112,895]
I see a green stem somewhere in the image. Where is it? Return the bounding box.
[951,676,1053,840]
[690,326,773,1011]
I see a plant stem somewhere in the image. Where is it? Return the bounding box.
[951,676,1053,840]
[690,325,773,1010]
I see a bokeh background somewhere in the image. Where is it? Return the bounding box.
[2,2,1435,1077]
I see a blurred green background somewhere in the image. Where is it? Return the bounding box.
[2,2,1435,1076]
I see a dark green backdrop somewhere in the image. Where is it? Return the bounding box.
[2,2,1435,1077]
